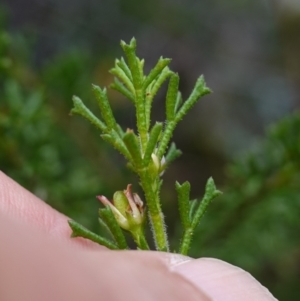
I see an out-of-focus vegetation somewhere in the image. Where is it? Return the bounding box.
[188,113,300,300]
[0,17,131,229]
[0,1,300,300]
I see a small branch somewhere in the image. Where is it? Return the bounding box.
[178,178,221,255]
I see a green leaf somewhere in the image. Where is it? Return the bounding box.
[101,132,132,162]
[150,67,173,99]
[166,73,179,122]
[116,57,132,81]
[68,220,118,250]
[120,38,142,89]
[165,142,182,166]
[157,120,176,159]
[123,130,143,169]
[143,122,163,167]
[110,67,135,94]
[191,177,222,228]
[144,67,173,131]
[143,57,171,90]
[99,207,128,250]
[110,78,135,103]
[71,95,107,132]
[92,85,117,131]
[157,76,211,158]
[176,181,191,229]
[137,58,145,82]
[175,75,211,122]
[188,199,198,221]
[116,124,124,138]
[174,91,182,114]
[98,217,112,237]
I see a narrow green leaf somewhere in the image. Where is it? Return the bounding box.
[71,96,107,132]
[144,68,173,132]
[166,73,179,121]
[92,85,117,130]
[116,124,124,138]
[156,179,163,195]
[119,40,147,148]
[134,89,148,151]
[117,57,133,81]
[101,132,132,162]
[174,91,182,114]
[68,220,118,250]
[126,162,136,173]
[143,122,163,167]
[150,67,173,99]
[110,67,135,94]
[188,199,198,221]
[120,38,142,89]
[191,177,222,228]
[123,130,143,168]
[143,57,171,90]
[98,217,112,236]
[137,58,145,82]
[175,75,211,122]
[176,181,191,229]
[157,120,176,159]
[131,227,150,250]
[157,76,211,159]
[165,142,182,165]
[99,207,128,250]
[110,78,135,103]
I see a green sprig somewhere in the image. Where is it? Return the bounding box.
[68,38,220,255]
[178,177,222,255]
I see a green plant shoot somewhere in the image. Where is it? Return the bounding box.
[68,38,222,255]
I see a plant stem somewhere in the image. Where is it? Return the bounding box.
[148,211,168,251]
[132,228,150,250]
[140,173,169,252]
[179,227,193,255]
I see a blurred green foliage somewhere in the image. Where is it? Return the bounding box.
[0,15,299,301]
[189,113,300,300]
[0,25,127,228]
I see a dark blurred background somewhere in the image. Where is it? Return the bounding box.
[0,1,299,300]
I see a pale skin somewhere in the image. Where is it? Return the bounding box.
[0,171,278,301]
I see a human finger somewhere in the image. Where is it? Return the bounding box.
[0,212,210,301]
[171,257,278,301]
[0,171,101,249]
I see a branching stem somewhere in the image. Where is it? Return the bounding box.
[139,172,169,252]
[69,38,218,255]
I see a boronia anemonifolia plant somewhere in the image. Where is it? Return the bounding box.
[68,38,221,255]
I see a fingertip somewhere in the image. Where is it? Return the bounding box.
[172,257,278,301]
[0,171,102,249]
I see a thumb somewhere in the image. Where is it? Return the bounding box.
[0,212,210,301]
[170,256,278,301]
